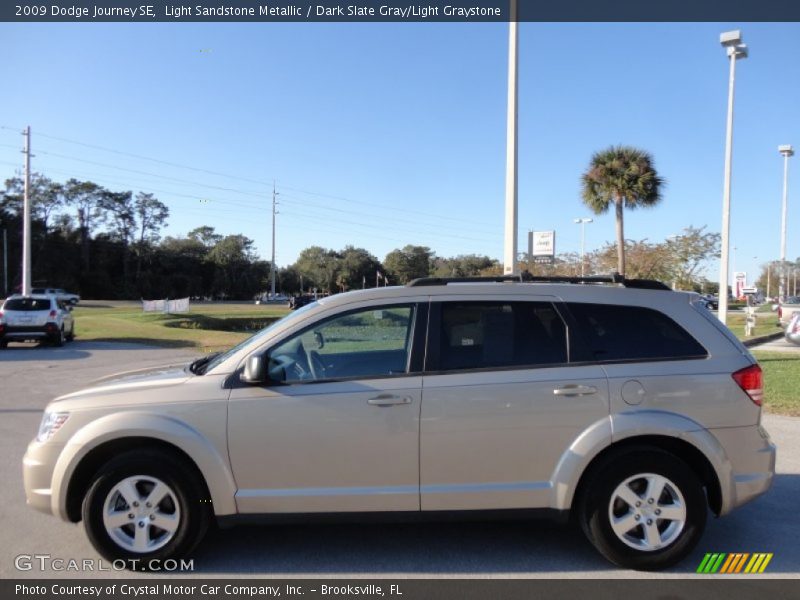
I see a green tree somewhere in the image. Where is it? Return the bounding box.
[383,245,434,284]
[339,246,382,290]
[294,246,340,293]
[63,179,105,273]
[581,146,664,276]
[664,226,721,289]
[188,225,222,247]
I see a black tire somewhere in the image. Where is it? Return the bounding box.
[578,448,707,571]
[0,340,7,348]
[51,328,65,347]
[66,325,75,342]
[81,449,211,570]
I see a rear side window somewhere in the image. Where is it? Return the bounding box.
[431,301,568,371]
[4,298,53,311]
[567,303,707,362]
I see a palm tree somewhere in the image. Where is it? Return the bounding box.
[581,146,664,277]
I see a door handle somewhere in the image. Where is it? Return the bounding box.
[553,385,598,397]
[367,394,412,406]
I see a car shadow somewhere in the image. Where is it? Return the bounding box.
[0,343,92,360]
[180,474,798,575]
[0,339,197,360]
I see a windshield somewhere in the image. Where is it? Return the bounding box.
[198,300,320,374]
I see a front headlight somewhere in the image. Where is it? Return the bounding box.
[36,411,69,443]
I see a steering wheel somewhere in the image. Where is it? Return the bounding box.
[308,350,327,380]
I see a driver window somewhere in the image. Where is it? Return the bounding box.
[267,304,415,383]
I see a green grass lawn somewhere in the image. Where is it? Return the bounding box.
[72,302,290,352]
[752,351,800,416]
[727,311,782,340]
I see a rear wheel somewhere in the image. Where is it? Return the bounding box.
[579,449,707,571]
[82,450,211,569]
[51,328,65,347]
[66,324,75,342]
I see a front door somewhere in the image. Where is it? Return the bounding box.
[228,302,424,514]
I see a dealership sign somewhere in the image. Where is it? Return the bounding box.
[529,231,556,264]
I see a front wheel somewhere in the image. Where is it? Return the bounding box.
[82,450,211,569]
[579,449,707,571]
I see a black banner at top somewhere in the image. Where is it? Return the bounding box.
[2,0,800,22]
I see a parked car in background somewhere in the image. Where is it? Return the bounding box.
[0,294,75,347]
[23,275,775,571]
[778,296,800,326]
[699,294,718,310]
[785,312,800,346]
[31,287,81,305]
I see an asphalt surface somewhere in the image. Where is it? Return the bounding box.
[0,340,797,579]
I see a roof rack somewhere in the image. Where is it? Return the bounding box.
[406,272,671,290]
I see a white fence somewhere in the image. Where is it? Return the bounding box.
[142,297,190,313]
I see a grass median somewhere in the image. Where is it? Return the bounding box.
[72,302,290,352]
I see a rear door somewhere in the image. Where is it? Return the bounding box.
[420,296,609,511]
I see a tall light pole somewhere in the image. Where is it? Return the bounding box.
[574,217,592,276]
[717,30,748,324]
[778,144,793,302]
[503,0,519,275]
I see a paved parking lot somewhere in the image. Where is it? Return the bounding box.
[0,340,798,579]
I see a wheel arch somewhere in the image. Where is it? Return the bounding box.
[54,412,238,522]
[572,435,723,517]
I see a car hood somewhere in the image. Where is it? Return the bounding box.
[51,363,192,407]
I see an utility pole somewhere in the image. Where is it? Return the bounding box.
[2,228,7,297]
[270,181,278,299]
[22,126,32,296]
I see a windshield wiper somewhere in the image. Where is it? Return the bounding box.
[189,352,221,375]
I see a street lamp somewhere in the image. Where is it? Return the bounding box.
[574,217,593,277]
[779,144,794,302]
[503,0,519,275]
[717,30,748,324]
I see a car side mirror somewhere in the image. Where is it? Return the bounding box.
[240,355,265,384]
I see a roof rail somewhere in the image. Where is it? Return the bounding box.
[406,272,671,290]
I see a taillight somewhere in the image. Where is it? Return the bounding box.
[732,364,763,407]
[49,310,57,318]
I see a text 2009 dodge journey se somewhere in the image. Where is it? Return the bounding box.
[23,276,775,570]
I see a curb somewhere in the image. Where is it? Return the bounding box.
[743,332,785,348]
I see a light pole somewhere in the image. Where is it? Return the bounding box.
[779,144,794,302]
[717,30,748,324]
[503,0,519,275]
[574,218,593,277]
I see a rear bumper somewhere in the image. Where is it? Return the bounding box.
[712,424,776,515]
[2,324,59,340]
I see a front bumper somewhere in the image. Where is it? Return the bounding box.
[22,439,65,518]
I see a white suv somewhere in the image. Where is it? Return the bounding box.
[22,275,775,570]
[1,294,75,347]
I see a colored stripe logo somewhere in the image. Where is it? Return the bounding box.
[697,553,773,574]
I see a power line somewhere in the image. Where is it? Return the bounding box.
[0,124,494,227]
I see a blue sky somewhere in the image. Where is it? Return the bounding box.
[1,22,798,282]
